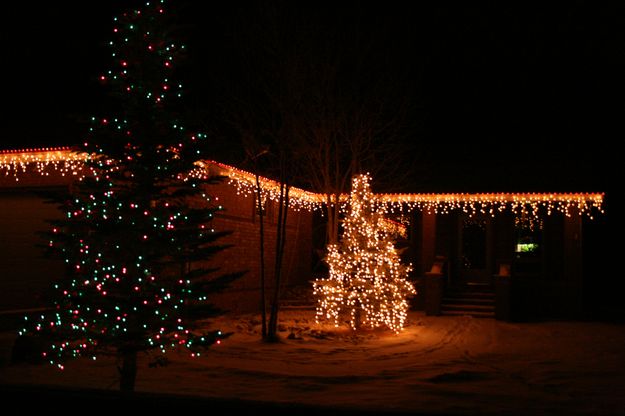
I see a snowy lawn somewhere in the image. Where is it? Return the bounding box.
[1,310,624,415]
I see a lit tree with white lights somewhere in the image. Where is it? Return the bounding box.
[313,174,415,333]
[18,1,239,392]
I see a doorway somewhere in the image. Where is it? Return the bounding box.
[458,215,492,285]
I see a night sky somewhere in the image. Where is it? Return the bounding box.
[1,1,622,196]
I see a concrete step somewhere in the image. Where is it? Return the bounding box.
[441,310,495,318]
[441,303,494,312]
[445,291,494,299]
[441,285,496,318]
[442,297,495,306]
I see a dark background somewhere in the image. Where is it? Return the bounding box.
[1,1,622,314]
[1,1,621,192]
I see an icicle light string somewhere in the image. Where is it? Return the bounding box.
[0,147,89,180]
[183,161,606,220]
[1,148,604,219]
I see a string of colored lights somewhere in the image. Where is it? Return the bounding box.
[16,0,228,374]
[0,148,605,219]
[102,1,183,106]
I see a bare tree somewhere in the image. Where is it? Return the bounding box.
[222,2,423,244]
[266,155,290,341]
[246,148,269,339]
[207,2,422,340]
[245,146,291,342]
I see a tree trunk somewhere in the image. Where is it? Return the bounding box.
[255,174,267,339]
[119,348,137,392]
[267,181,289,341]
[354,307,362,330]
[325,194,335,245]
[325,192,341,244]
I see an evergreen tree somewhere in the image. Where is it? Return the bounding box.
[19,0,239,391]
[313,174,415,333]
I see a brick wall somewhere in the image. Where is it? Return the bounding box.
[0,168,77,189]
[0,192,65,311]
[206,181,313,313]
[0,172,313,314]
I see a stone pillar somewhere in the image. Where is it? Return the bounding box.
[412,211,437,311]
[424,272,444,316]
[420,211,436,275]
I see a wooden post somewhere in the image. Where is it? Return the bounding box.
[420,212,436,276]
[564,208,583,316]
[424,272,444,316]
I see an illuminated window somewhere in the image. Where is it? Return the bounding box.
[515,213,542,257]
[515,243,539,253]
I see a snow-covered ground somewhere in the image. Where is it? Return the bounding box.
[1,310,624,415]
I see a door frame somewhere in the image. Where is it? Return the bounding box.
[457,213,493,286]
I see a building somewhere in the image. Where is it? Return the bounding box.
[0,147,313,315]
[409,207,593,320]
[0,147,604,320]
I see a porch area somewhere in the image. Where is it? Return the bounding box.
[408,208,587,321]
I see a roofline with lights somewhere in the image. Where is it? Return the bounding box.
[0,147,604,217]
